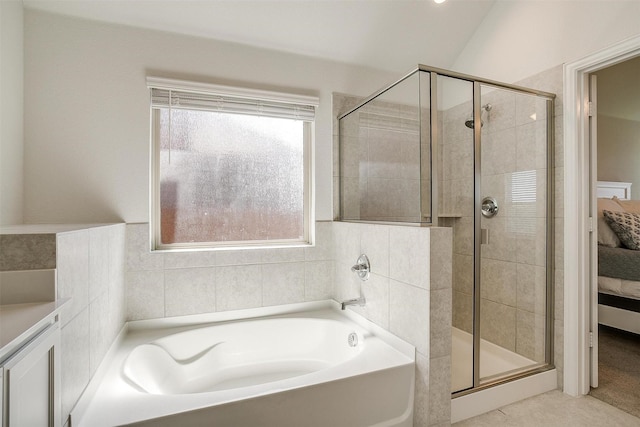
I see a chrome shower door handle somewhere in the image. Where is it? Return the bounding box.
[481,228,489,245]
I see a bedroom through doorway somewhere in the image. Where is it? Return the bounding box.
[589,55,640,417]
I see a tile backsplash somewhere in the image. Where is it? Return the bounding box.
[125,221,335,320]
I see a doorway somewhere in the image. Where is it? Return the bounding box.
[563,34,640,397]
[588,56,640,417]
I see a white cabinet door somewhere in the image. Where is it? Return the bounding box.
[3,324,60,427]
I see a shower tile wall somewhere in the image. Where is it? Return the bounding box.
[441,100,475,337]
[516,64,564,388]
[445,87,549,363]
[339,98,425,223]
[333,93,364,220]
[481,87,548,362]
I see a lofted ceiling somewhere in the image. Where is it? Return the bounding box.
[23,0,496,73]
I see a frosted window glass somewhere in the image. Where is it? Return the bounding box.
[157,109,305,244]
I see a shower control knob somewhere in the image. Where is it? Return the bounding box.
[481,197,499,218]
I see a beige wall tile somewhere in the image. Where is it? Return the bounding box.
[262,262,305,306]
[126,270,164,320]
[480,298,516,351]
[57,230,89,326]
[215,265,262,311]
[413,351,430,427]
[164,250,216,269]
[304,260,334,301]
[61,308,90,424]
[164,267,216,317]
[430,228,452,291]
[360,223,390,277]
[126,223,164,271]
[389,279,430,355]
[517,263,547,315]
[430,288,452,359]
[389,226,430,289]
[89,292,110,376]
[429,355,452,425]
[89,227,110,302]
[351,272,390,329]
[516,309,546,362]
[480,258,517,306]
[304,221,334,261]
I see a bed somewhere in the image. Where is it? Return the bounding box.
[596,181,640,334]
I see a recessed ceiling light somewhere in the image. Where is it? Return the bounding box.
[434,0,447,4]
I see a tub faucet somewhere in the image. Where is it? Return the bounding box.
[341,296,366,310]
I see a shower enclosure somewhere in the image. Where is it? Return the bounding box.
[337,65,555,395]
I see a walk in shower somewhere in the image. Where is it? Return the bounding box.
[337,65,555,397]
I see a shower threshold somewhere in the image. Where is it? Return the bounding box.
[451,327,537,392]
[451,327,557,422]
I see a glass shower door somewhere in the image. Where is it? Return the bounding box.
[477,84,551,384]
[439,76,475,393]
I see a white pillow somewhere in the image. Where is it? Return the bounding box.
[597,198,624,247]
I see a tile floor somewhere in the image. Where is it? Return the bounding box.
[453,390,640,426]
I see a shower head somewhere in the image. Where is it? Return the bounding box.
[464,103,492,129]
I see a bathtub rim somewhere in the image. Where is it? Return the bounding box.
[70,300,415,426]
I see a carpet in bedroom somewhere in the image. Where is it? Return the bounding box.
[589,325,640,418]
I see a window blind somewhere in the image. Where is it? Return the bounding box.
[149,86,316,121]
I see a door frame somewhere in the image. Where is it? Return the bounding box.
[563,34,640,396]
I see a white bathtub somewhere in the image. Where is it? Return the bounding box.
[72,301,415,427]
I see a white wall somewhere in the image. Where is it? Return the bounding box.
[598,116,640,199]
[0,1,24,225]
[23,10,396,224]
[452,1,640,83]
[595,57,640,199]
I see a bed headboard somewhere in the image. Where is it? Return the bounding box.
[597,181,632,200]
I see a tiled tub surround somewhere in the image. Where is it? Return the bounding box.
[0,224,127,427]
[126,221,452,427]
[125,221,334,320]
[333,222,453,427]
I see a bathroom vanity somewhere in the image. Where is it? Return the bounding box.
[0,270,67,427]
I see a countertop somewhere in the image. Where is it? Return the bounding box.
[0,299,69,363]
[0,223,117,235]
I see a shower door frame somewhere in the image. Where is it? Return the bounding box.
[421,65,556,395]
[337,64,557,395]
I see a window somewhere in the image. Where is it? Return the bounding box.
[147,78,317,250]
